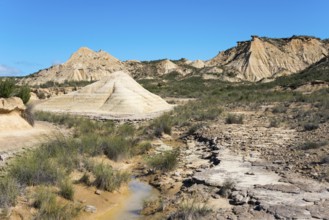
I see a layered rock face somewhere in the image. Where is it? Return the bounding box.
[208,36,329,81]
[22,47,124,85]
[124,59,195,78]
[0,97,31,131]
[34,71,173,118]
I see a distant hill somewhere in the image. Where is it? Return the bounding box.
[21,36,329,85]
[207,35,329,82]
[21,47,124,85]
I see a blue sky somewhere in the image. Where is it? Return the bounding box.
[0,0,328,76]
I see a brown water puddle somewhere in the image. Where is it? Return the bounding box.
[77,180,158,220]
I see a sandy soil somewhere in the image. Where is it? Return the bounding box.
[0,121,62,154]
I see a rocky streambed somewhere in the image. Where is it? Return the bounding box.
[145,132,329,219]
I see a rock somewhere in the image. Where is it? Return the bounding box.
[33,71,173,119]
[0,98,32,132]
[207,36,328,82]
[84,205,97,213]
[95,190,102,195]
[0,97,26,113]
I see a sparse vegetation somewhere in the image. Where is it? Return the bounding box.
[299,141,327,150]
[102,136,133,161]
[272,104,288,114]
[0,79,31,103]
[147,149,179,171]
[0,177,19,208]
[225,114,244,124]
[91,163,129,192]
[16,84,31,104]
[59,178,75,201]
[151,113,173,137]
[33,186,81,220]
[0,78,15,98]
[169,198,212,220]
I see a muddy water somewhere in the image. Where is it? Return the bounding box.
[96,179,159,220]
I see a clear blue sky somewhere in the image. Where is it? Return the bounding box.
[0,0,328,76]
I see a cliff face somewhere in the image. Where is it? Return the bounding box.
[22,47,124,85]
[208,36,329,81]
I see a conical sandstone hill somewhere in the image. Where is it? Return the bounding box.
[33,71,173,119]
[207,35,329,82]
[22,47,124,85]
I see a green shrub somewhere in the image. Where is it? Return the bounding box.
[147,149,179,171]
[33,186,55,209]
[152,113,173,137]
[59,179,75,201]
[102,136,132,161]
[8,150,66,186]
[16,85,31,104]
[116,123,136,137]
[133,141,152,155]
[7,138,80,186]
[225,114,244,124]
[92,163,130,192]
[0,79,15,98]
[0,177,19,208]
[169,198,212,220]
[33,186,81,220]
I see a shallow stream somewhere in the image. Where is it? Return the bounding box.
[96,179,159,219]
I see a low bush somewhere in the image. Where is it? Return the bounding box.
[151,113,173,137]
[7,137,82,186]
[133,141,152,155]
[0,79,15,98]
[299,141,327,150]
[169,198,212,220]
[8,150,66,186]
[186,123,203,136]
[0,177,19,208]
[225,114,244,124]
[59,179,75,201]
[16,84,31,104]
[33,186,81,220]
[92,163,130,192]
[102,136,132,161]
[147,149,179,171]
[272,104,288,114]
